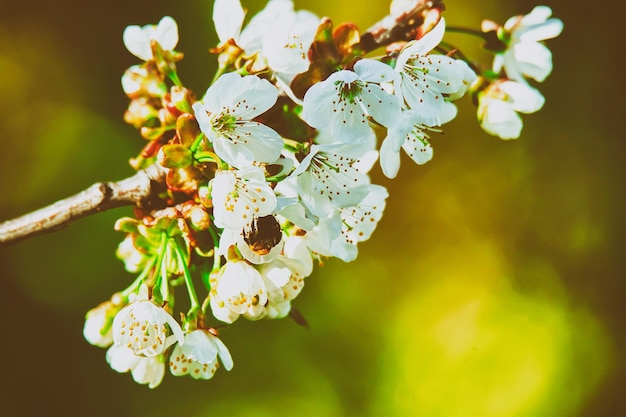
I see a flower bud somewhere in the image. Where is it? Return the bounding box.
[157,144,192,169]
[121,64,167,98]
[124,97,160,129]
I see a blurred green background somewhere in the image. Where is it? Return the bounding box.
[0,0,623,416]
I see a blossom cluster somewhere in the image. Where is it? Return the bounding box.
[83,0,562,387]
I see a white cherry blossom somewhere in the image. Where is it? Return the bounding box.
[106,345,165,389]
[210,259,268,323]
[111,285,184,357]
[302,59,401,142]
[329,184,389,262]
[256,236,313,318]
[193,73,283,168]
[302,209,343,258]
[123,16,178,61]
[395,18,468,126]
[213,0,319,81]
[380,110,438,179]
[477,80,545,139]
[493,6,563,83]
[291,143,371,218]
[211,166,277,230]
[169,330,234,380]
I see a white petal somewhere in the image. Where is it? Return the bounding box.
[211,170,277,229]
[354,59,398,83]
[518,19,563,42]
[123,25,151,61]
[210,293,240,324]
[228,75,279,119]
[301,76,341,128]
[162,310,185,345]
[297,171,333,217]
[213,0,245,43]
[380,136,401,179]
[263,9,319,75]
[131,356,165,389]
[283,236,313,277]
[500,81,545,113]
[200,72,241,113]
[204,73,278,118]
[106,345,139,373]
[361,84,402,128]
[231,122,284,163]
[520,6,554,27]
[184,330,218,364]
[239,0,294,52]
[480,100,523,139]
[156,16,179,51]
[192,101,214,140]
[508,42,553,82]
[214,336,234,371]
[402,134,433,165]
[396,17,445,65]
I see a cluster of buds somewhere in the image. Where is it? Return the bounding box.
[83,0,562,388]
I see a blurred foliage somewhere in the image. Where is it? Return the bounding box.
[0,0,624,416]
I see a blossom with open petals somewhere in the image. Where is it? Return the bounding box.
[193,73,284,168]
[477,80,545,139]
[302,59,401,142]
[257,235,313,318]
[106,345,165,389]
[492,6,563,83]
[211,165,277,230]
[380,110,441,179]
[395,18,468,126]
[213,0,319,81]
[123,16,179,61]
[170,330,234,380]
[329,184,389,262]
[291,143,371,217]
[210,259,268,323]
[112,285,184,357]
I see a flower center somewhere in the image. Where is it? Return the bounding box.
[211,112,238,133]
[117,308,169,356]
[336,80,364,105]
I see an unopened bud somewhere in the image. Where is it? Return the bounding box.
[157,144,192,169]
[188,205,211,230]
[121,64,167,98]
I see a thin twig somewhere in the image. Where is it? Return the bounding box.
[0,164,168,249]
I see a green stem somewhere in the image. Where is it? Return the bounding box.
[195,151,226,169]
[121,255,158,297]
[152,232,169,290]
[445,26,489,40]
[190,133,205,153]
[211,65,229,86]
[174,243,200,310]
[167,70,183,87]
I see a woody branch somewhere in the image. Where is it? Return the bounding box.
[0,164,168,248]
